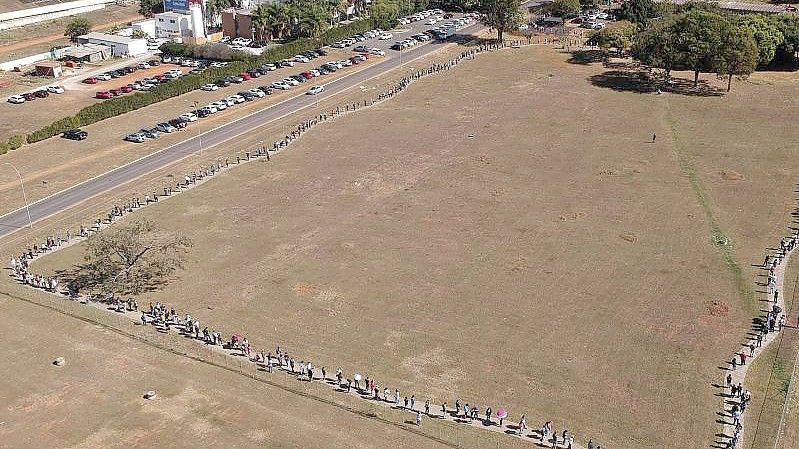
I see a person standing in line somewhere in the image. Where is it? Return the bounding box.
[740,352,747,366]
[731,357,737,371]
[416,411,422,426]
[425,399,430,415]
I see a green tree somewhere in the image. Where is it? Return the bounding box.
[773,14,799,63]
[58,219,192,296]
[370,0,400,28]
[64,17,92,42]
[131,29,149,39]
[617,0,659,27]
[717,25,759,91]
[589,20,636,54]
[737,15,783,66]
[674,9,728,86]
[297,0,331,38]
[138,0,163,17]
[251,3,272,40]
[631,16,681,77]
[480,0,522,41]
[545,0,580,18]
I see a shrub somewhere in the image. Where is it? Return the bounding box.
[7,134,25,150]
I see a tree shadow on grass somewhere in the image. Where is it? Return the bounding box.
[567,49,605,65]
[589,70,725,97]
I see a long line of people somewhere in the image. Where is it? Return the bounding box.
[8,41,603,449]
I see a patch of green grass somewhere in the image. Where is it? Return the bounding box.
[665,106,755,311]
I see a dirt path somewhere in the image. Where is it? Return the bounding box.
[0,13,142,55]
[718,233,795,448]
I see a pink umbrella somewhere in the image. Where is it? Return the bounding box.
[496,408,508,419]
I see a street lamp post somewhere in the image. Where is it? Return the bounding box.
[192,100,203,157]
[5,162,32,229]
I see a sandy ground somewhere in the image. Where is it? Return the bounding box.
[0,292,473,449]
[25,44,799,449]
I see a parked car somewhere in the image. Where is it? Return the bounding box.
[230,76,244,83]
[168,117,188,129]
[125,133,146,143]
[62,128,88,140]
[239,91,256,101]
[209,100,227,110]
[21,92,36,101]
[148,59,162,66]
[140,128,161,138]
[96,91,113,99]
[96,73,112,81]
[46,85,65,94]
[306,85,324,95]
[109,88,123,96]
[83,77,99,84]
[156,122,177,133]
[258,86,273,95]
[215,78,231,87]
[354,45,369,52]
[180,112,198,122]
[379,32,393,39]
[202,104,218,114]
[202,83,219,91]
[120,85,134,93]
[271,81,291,90]
[370,48,385,56]
[7,95,25,104]
[283,77,300,86]
[137,62,151,69]
[229,94,246,103]
[246,70,261,78]
[195,108,211,118]
[33,89,49,98]
[247,88,265,97]
[239,72,252,81]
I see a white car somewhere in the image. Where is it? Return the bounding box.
[271,81,291,90]
[137,62,151,69]
[379,32,393,40]
[306,85,324,95]
[328,60,344,69]
[280,59,296,67]
[46,85,65,94]
[139,83,155,91]
[398,18,410,25]
[202,105,218,114]
[370,48,386,56]
[167,69,183,76]
[596,12,610,19]
[209,100,227,110]
[310,69,321,77]
[293,55,310,63]
[96,73,112,81]
[282,77,300,86]
[248,88,265,97]
[180,112,198,122]
[221,97,236,106]
[426,18,437,25]
[230,94,246,103]
[339,59,352,67]
[201,83,219,91]
[7,95,25,104]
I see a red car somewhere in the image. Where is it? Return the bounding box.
[83,77,98,84]
[119,85,134,93]
[349,56,361,64]
[154,74,166,81]
[21,92,36,101]
[110,88,123,96]
[359,53,369,60]
[240,72,252,80]
[301,71,313,79]
[96,91,113,99]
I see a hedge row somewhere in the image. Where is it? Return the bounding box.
[0,134,27,155]
[26,18,382,145]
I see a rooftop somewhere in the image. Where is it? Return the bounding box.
[79,31,146,45]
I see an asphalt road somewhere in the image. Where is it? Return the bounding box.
[0,18,482,238]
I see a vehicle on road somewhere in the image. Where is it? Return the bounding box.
[306,85,324,95]
[62,128,88,140]
[7,95,24,104]
[125,133,146,143]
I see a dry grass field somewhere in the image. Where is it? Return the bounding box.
[26,43,799,449]
[0,292,471,449]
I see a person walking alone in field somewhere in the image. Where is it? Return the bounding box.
[652,133,656,143]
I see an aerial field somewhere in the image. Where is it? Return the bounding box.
[29,44,799,448]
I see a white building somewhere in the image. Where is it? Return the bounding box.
[77,32,149,57]
[131,18,157,38]
[153,4,205,39]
